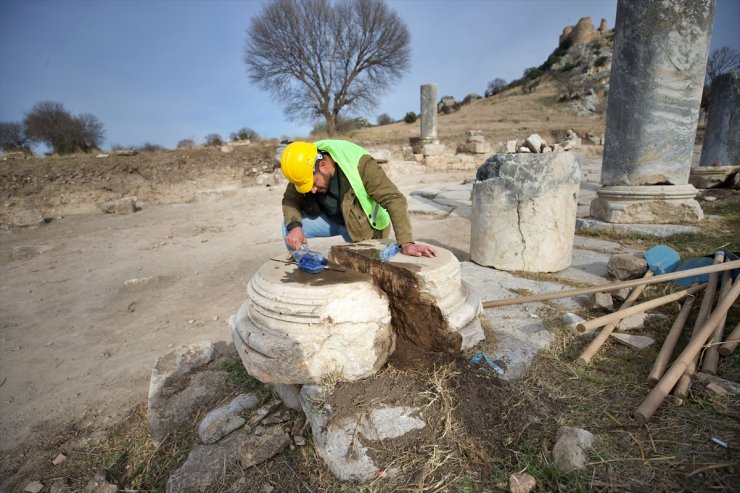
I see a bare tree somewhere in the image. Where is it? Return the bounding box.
[706,46,740,86]
[485,78,507,97]
[230,127,259,141]
[0,122,31,152]
[23,101,104,154]
[205,133,224,146]
[74,112,105,152]
[244,0,410,134]
[377,113,393,125]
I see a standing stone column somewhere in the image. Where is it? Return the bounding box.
[691,71,740,187]
[591,0,715,224]
[420,83,437,142]
[415,83,445,157]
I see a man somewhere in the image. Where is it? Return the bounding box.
[280,139,437,258]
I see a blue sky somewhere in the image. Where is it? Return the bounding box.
[1,0,738,150]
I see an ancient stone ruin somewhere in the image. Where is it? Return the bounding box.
[691,71,740,189]
[470,152,581,272]
[231,241,483,385]
[224,241,484,480]
[591,0,714,224]
[230,259,394,383]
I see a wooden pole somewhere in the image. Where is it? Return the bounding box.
[719,322,740,357]
[481,260,740,308]
[575,271,653,366]
[700,269,732,375]
[634,278,740,424]
[673,252,725,398]
[647,293,698,385]
[575,284,706,333]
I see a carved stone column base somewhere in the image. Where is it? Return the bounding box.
[689,165,740,189]
[589,184,704,224]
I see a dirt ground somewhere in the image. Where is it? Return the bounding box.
[0,143,475,479]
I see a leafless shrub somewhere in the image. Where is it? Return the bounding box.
[23,101,104,154]
[204,133,224,147]
[176,138,196,149]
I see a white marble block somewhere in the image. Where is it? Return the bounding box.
[230,259,395,384]
[471,152,581,272]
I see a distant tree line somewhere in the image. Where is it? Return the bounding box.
[1,100,104,155]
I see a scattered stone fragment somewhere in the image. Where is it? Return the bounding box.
[367,148,391,163]
[52,452,67,465]
[49,478,71,493]
[553,426,596,472]
[607,254,648,280]
[707,383,729,395]
[147,342,222,445]
[12,209,45,228]
[113,148,138,156]
[617,313,646,331]
[198,393,259,444]
[246,399,280,426]
[238,425,292,468]
[586,292,614,311]
[83,470,117,492]
[610,332,654,350]
[509,472,536,493]
[167,428,253,492]
[695,372,740,395]
[100,196,137,215]
[524,133,546,153]
[272,383,302,410]
[610,288,632,302]
[23,481,43,493]
[123,276,162,291]
[301,385,426,481]
[220,145,233,153]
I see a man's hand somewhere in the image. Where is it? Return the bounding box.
[285,226,306,250]
[401,242,437,258]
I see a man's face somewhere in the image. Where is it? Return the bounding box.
[311,156,332,194]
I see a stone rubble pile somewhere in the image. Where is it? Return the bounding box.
[143,341,307,492]
[459,130,492,154]
[498,130,581,155]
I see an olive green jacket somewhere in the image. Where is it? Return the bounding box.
[282,154,414,244]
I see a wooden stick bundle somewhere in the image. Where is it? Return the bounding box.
[575,271,653,366]
[700,269,732,375]
[575,283,706,333]
[673,252,725,398]
[634,278,740,424]
[647,294,698,385]
[481,260,740,309]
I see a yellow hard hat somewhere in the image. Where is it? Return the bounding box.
[281,141,319,193]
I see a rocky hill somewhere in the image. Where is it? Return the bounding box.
[0,17,614,226]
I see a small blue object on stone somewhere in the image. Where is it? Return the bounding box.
[643,245,680,275]
[377,242,399,262]
[292,247,329,274]
[469,352,504,376]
